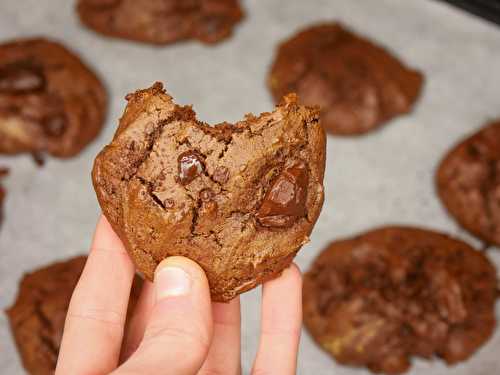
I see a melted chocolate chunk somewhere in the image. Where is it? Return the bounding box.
[257,160,309,228]
[177,150,205,185]
[0,63,46,94]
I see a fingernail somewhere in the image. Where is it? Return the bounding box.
[155,266,191,300]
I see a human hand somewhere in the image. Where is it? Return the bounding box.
[56,216,303,375]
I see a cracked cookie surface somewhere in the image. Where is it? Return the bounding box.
[92,82,326,301]
[0,38,107,160]
[437,120,500,246]
[268,23,424,135]
[6,256,142,375]
[303,226,497,374]
[77,0,244,45]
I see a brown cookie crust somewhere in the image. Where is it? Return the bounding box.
[437,120,500,246]
[77,0,244,45]
[268,23,424,135]
[303,226,497,374]
[0,38,107,158]
[6,256,142,375]
[92,82,326,302]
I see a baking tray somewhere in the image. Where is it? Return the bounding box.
[1,0,500,374]
[438,0,500,26]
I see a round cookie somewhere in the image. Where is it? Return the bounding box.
[437,120,500,246]
[77,0,244,45]
[268,23,424,135]
[0,38,107,160]
[303,226,497,374]
[6,256,142,375]
[92,82,326,302]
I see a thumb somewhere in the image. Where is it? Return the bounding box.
[114,256,213,375]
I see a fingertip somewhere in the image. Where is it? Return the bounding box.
[265,262,302,289]
[91,214,128,256]
[284,262,302,279]
[155,256,208,284]
[153,256,211,305]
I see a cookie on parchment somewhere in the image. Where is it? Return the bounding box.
[437,120,500,247]
[268,23,424,135]
[77,0,244,45]
[0,38,107,161]
[303,226,497,374]
[6,256,142,375]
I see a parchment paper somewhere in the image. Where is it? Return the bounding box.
[1,0,500,374]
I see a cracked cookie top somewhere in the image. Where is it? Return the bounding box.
[6,256,142,375]
[92,82,326,301]
[77,0,244,45]
[437,120,500,247]
[0,38,107,161]
[303,226,498,374]
[268,23,424,135]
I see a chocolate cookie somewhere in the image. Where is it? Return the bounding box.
[303,227,497,374]
[437,120,500,246]
[0,38,107,160]
[77,0,244,45]
[6,256,142,375]
[92,82,325,302]
[268,23,424,135]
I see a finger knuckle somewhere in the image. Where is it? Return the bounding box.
[67,307,125,327]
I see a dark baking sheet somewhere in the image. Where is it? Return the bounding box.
[438,0,500,25]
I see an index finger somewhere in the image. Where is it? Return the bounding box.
[251,263,303,375]
[56,215,135,374]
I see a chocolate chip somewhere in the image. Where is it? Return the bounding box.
[42,114,67,137]
[177,150,205,185]
[200,188,214,202]
[0,64,45,94]
[257,160,309,228]
[213,166,229,184]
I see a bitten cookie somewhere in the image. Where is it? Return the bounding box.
[268,23,424,135]
[77,0,244,45]
[92,82,326,302]
[437,120,500,246]
[303,227,497,374]
[6,256,142,375]
[0,38,107,161]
